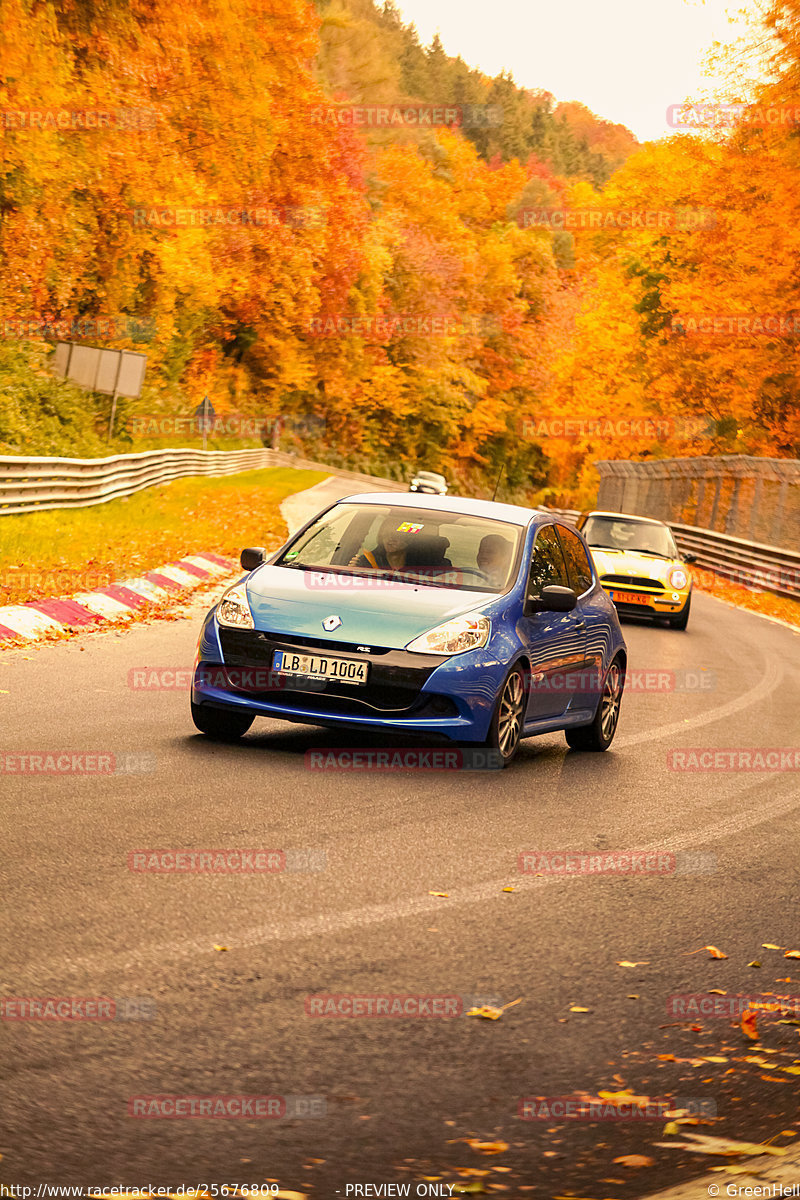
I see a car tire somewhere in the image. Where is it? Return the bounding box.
[484,665,526,767]
[191,700,254,741]
[668,594,691,630]
[565,656,624,752]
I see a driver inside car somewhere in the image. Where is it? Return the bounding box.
[349,516,410,570]
[476,534,513,587]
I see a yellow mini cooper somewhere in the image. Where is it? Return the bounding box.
[575,510,695,629]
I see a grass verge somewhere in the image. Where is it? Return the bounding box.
[0,467,329,606]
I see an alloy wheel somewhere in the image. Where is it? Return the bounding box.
[600,663,622,741]
[498,671,525,757]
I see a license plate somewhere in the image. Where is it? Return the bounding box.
[272,649,368,685]
[607,590,653,606]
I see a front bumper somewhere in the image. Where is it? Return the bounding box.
[191,614,503,741]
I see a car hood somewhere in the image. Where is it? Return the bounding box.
[243,565,495,649]
[590,548,679,582]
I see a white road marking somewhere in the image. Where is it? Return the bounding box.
[23,774,799,985]
[616,653,782,748]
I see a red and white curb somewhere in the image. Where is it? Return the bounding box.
[0,553,236,645]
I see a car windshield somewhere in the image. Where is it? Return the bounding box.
[416,472,444,482]
[274,502,522,592]
[582,515,677,558]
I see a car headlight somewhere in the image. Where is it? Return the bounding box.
[669,568,688,589]
[217,582,254,629]
[406,613,491,655]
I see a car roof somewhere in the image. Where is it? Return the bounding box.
[337,491,542,528]
[415,470,445,479]
[582,510,670,528]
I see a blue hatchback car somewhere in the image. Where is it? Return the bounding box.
[191,493,627,765]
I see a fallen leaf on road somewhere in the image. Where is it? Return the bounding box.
[464,1139,509,1154]
[429,891,449,898]
[655,1133,787,1157]
[212,944,229,952]
[663,1121,680,1135]
[709,1165,767,1175]
[709,989,727,995]
[742,1010,759,1040]
[763,944,783,950]
[466,998,522,1021]
[612,1155,654,1168]
[627,994,640,1000]
[616,960,650,967]
[748,961,762,968]
[685,945,728,959]
[501,887,515,892]
[598,1089,652,1107]
[784,951,800,959]
[570,1006,591,1012]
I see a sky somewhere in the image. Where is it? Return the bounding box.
[389,0,765,142]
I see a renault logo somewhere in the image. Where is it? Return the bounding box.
[322,614,342,632]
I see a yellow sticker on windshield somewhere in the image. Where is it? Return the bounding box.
[397,522,423,533]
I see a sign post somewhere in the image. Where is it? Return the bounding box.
[195,396,215,451]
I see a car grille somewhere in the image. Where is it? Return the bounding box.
[216,628,452,718]
[601,574,665,591]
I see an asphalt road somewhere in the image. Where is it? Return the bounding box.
[2,480,800,1199]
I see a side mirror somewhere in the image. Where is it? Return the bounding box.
[682,552,697,564]
[527,584,577,613]
[240,547,266,571]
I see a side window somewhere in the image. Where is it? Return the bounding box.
[556,525,594,595]
[528,525,570,600]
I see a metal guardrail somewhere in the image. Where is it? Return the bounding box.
[537,506,800,601]
[2,451,795,600]
[0,448,406,516]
